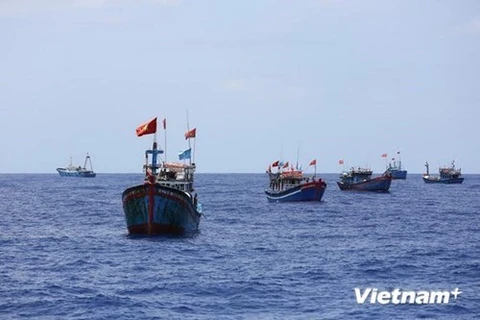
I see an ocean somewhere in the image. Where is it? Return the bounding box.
[1,173,479,319]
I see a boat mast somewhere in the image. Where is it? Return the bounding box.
[152,134,158,174]
[163,118,167,164]
[84,153,93,171]
[145,133,163,176]
[295,142,300,170]
[186,110,195,166]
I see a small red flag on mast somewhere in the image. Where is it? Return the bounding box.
[185,128,196,139]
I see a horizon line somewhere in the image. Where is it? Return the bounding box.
[1,172,479,175]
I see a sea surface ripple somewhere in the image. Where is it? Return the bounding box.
[0,173,479,319]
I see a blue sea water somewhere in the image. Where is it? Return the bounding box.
[1,173,479,319]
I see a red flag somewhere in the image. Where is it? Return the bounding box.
[282,161,289,168]
[136,117,157,137]
[162,118,166,130]
[185,128,196,139]
[339,159,344,165]
[309,159,316,166]
[272,160,279,167]
[381,153,387,158]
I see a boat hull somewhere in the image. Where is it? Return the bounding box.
[122,183,201,235]
[337,175,392,192]
[56,169,96,177]
[386,169,407,180]
[422,176,464,184]
[265,180,327,202]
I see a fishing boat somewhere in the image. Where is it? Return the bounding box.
[265,159,327,202]
[56,153,96,177]
[337,167,392,192]
[122,117,202,235]
[422,161,464,184]
[384,152,407,179]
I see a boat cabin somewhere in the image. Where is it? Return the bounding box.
[439,161,462,179]
[267,170,315,192]
[156,162,196,192]
[340,167,373,184]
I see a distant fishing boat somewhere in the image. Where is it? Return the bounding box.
[422,161,464,184]
[384,151,407,179]
[56,153,96,177]
[337,167,392,192]
[265,159,327,202]
[122,117,202,235]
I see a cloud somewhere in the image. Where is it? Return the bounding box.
[223,79,249,93]
[457,17,480,35]
[0,0,182,16]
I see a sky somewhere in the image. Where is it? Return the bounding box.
[1,0,479,174]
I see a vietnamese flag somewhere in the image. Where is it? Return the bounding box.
[309,159,316,166]
[272,160,279,167]
[339,159,344,165]
[381,153,387,158]
[185,128,196,139]
[136,117,157,137]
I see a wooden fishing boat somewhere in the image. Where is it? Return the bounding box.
[122,117,202,235]
[384,151,407,179]
[265,159,327,202]
[422,161,464,184]
[337,167,392,192]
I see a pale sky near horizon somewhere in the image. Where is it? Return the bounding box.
[1,0,479,174]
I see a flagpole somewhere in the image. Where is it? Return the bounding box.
[186,110,191,166]
[164,119,167,164]
[193,134,196,165]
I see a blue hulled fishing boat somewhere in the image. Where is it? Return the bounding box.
[384,152,407,179]
[56,154,96,177]
[265,159,327,202]
[337,167,392,192]
[422,161,464,184]
[122,117,202,235]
